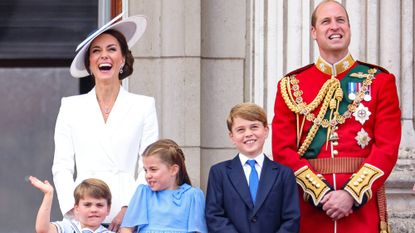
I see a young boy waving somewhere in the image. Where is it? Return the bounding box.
[29,176,113,233]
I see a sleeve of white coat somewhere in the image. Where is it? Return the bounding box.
[139,97,159,156]
[127,97,159,206]
[136,97,159,184]
[51,98,76,216]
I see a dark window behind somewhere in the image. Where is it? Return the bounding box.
[0,0,98,60]
[0,1,97,232]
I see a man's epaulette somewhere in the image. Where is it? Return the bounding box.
[357,60,390,74]
[285,63,314,77]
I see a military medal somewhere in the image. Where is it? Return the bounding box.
[363,85,372,101]
[348,82,357,100]
[348,80,372,102]
[353,103,371,124]
[355,128,371,148]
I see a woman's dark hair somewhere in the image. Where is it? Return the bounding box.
[142,139,192,186]
[84,29,134,80]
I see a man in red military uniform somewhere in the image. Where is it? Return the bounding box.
[272,1,401,233]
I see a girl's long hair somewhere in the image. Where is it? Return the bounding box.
[142,139,192,186]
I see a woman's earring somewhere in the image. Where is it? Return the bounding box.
[119,65,124,74]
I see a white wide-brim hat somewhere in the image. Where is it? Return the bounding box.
[70,13,147,78]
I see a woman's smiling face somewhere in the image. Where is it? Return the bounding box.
[88,33,125,81]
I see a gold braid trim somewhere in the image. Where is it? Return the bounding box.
[344,163,384,204]
[308,157,365,174]
[280,76,334,114]
[279,68,377,156]
[378,185,391,233]
[295,166,331,206]
[298,79,339,155]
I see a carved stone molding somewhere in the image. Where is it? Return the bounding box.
[387,147,415,233]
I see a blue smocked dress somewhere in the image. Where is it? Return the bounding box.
[121,183,207,233]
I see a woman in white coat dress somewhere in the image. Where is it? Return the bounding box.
[52,14,158,232]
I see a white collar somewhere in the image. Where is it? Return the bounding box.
[75,221,110,233]
[238,153,265,167]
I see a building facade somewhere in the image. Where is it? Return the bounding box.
[127,0,415,232]
[0,0,413,232]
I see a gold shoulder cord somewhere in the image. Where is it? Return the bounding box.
[280,69,376,156]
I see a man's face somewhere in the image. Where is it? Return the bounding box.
[311,1,351,59]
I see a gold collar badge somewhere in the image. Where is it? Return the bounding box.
[316,54,355,76]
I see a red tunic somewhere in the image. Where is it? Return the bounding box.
[272,59,401,233]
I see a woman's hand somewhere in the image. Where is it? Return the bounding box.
[108,206,127,232]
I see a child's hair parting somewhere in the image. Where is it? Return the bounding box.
[226,102,268,131]
[74,178,112,206]
[142,139,192,186]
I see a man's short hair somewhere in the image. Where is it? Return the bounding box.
[311,0,350,27]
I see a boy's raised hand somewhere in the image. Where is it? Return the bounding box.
[28,176,54,195]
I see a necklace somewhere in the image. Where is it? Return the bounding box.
[102,106,111,115]
[97,99,113,116]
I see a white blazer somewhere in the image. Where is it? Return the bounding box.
[52,86,158,223]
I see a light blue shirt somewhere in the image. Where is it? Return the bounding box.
[52,218,113,233]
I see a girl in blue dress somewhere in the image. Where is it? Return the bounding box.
[120,139,207,233]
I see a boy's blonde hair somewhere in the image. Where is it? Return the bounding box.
[226,102,268,131]
[74,178,112,206]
